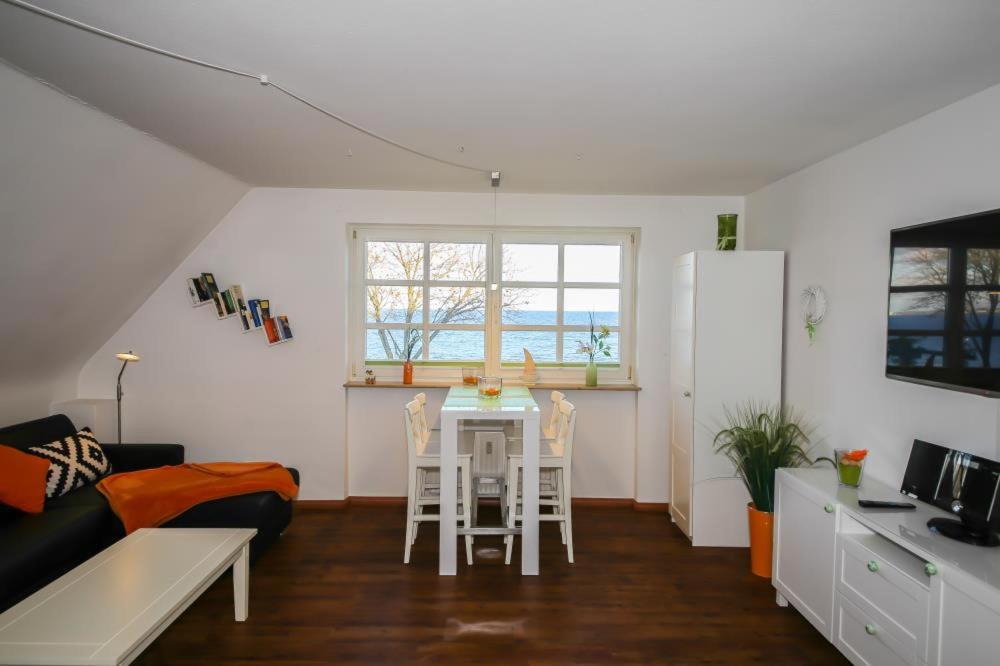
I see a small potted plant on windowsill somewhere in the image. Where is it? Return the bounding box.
[401,332,418,385]
[713,402,820,578]
[576,313,613,387]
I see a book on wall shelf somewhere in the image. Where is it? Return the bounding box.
[221,288,238,317]
[201,272,220,297]
[263,316,281,344]
[187,277,211,307]
[211,292,228,319]
[246,298,264,330]
[231,285,253,332]
[277,315,293,341]
[213,292,236,319]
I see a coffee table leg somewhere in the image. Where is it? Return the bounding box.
[233,543,249,622]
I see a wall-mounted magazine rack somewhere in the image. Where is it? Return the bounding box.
[187,273,294,346]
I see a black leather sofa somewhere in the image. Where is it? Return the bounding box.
[0,414,299,612]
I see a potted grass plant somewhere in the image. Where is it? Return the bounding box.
[713,402,817,578]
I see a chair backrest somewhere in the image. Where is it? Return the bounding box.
[553,399,577,463]
[403,399,425,465]
[413,392,431,438]
[546,390,565,435]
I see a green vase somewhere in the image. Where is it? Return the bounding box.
[717,213,738,251]
[585,361,598,387]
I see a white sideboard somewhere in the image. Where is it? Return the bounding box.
[774,468,1000,666]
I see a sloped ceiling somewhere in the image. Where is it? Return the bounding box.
[2,0,1000,194]
[0,62,248,421]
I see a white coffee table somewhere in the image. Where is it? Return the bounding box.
[0,527,256,665]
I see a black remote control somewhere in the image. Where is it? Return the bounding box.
[857,499,916,510]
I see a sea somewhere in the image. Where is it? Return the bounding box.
[366,310,620,362]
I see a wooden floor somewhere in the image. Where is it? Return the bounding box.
[137,504,846,665]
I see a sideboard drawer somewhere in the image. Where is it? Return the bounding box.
[835,593,913,666]
[837,533,929,662]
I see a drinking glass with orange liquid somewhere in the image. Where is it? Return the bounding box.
[477,377,502,398]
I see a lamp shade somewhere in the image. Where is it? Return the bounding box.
[115,352,140,362]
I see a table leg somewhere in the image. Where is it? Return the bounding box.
[439,412,458,575]
[521,412,540,575]
[233,543,249,621]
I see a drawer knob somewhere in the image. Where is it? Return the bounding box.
[865,623,877,636]
[824,503,835,513]
[867,560,879,573]
[925,563,938,576]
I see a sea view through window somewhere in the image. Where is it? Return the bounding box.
[350,225,637,383]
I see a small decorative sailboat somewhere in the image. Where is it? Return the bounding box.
[521,348,538,385]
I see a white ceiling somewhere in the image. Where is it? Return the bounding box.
[2,0,1000,194]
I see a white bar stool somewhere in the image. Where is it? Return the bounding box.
[509,390,564,501]
[403,397,474,566]
[504,399,577,564]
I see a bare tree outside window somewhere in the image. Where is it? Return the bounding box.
[366,242,526,360]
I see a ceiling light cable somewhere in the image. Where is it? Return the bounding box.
[1,0,493,176]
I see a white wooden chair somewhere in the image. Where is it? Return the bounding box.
[403,397,474,566]
[508,390,564,501]
[504,398,577,564]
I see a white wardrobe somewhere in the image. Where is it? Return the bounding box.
[669,251,784,547]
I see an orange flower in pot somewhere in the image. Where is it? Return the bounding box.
[714,402,816,578]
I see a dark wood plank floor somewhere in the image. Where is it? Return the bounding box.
[137,504,846,665]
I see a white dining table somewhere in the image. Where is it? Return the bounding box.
[438,384,540,575]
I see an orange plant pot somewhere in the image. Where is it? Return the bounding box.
[402,361,414,385]
[747,503,774,578]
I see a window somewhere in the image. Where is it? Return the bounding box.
[350,226,637,383]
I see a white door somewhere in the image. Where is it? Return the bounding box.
[773,473,837,640]
[669,255,695,537]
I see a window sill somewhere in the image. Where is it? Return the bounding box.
[343,380,641,391]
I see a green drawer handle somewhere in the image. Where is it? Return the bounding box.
[925,563,938,576]
[865,623,877,636]
[824,503,835,513]
[867,560,879,573]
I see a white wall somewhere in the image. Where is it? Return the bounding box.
[0,62,248,425]
[78,188,741,500]
[746,82,1000,485]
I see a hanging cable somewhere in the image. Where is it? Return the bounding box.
[1,0,494,176]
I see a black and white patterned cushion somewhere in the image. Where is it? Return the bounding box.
[28,428,111,498]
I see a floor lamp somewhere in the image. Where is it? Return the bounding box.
[115,351,140,445]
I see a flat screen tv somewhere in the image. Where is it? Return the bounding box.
[887,208,1000,396]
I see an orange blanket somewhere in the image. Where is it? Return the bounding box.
[97,462,299,534]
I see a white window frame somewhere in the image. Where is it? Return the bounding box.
[348,224,638,385]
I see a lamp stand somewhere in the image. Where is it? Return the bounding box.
[116,357,128,445]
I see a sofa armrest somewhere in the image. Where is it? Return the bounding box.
[100,443,185,473]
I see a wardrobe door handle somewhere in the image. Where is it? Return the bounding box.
[682,391,691,397]
[865,623,877,636]
[867,560,879,573]
[824,504,834,513]
[925,563,938,576]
